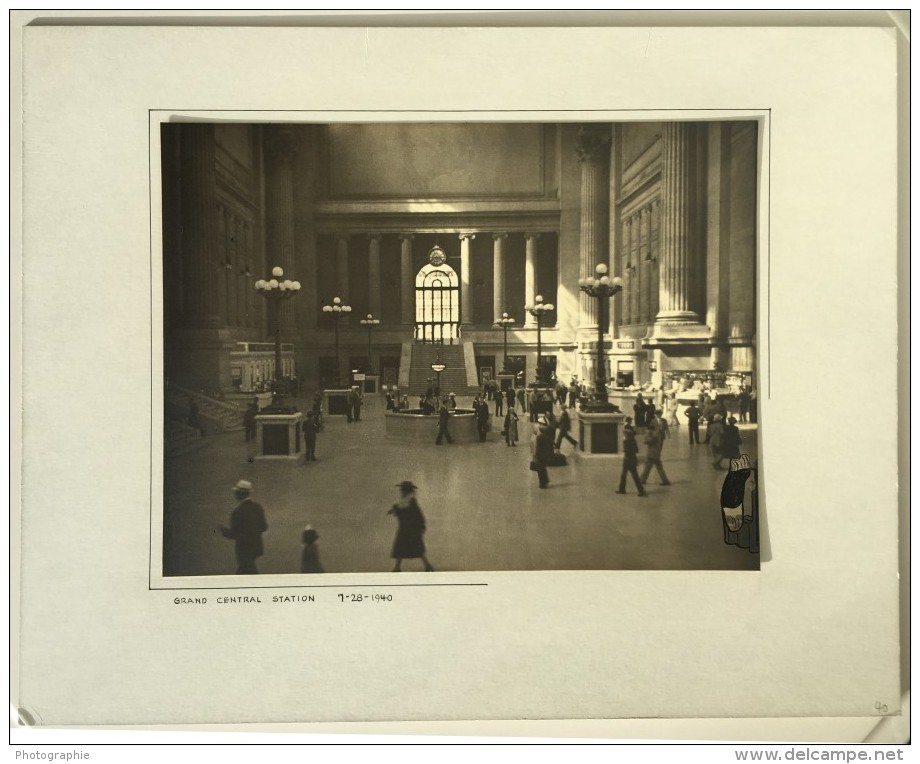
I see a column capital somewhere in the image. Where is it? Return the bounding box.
[335,233,350,243]
[492,232,508,242]
[525,232,542,243]
[397,233,415,242]
[458,232,476,242]
[575,124,612,163]
[367,233,382,243]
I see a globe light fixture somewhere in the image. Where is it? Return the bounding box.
[321,296,352,386]
[524,295,554,385]
[578,262,624,407]
[359,313,381,375]
[493,312,516,374]
[254,265,301,408]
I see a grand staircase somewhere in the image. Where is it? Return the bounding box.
[405,343,480,397]
[164,419,209,458]
[164,384,246,435]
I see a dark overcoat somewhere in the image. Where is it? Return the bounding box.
[622,432,639,468]
[226,499,267,560]
[389,499,427,559]
[720,424,742,459]
[534,428,555,466]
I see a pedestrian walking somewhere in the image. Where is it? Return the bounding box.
[505,386,516,414]
[615,419,647,497]
[555,381,567,407]
[243,400,258,442]
[738,386,751,423]
[568,379,580,408]
[312,392,325,431]
[435,399,454,445]
[388,481,434,572]
[494,386,504,417]
[633,394,649,429]
[702,400,715,443]
[653,408,670,444]
[302,411,318,462]
[474,395,490,442]
[504,408,519,447]
[300,525,324,573]
[531,419,554,489]
[639,419,671,487]
[708,415,724,469]
[219,479,268,574]
[351,386,363,422]
[684,402,701,444]
[715,416,743,470]
[554,407,578,450]
[666,393,680,428]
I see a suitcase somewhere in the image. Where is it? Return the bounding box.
[547,451,568,467]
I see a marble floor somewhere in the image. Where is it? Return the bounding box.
[162,395,760,576]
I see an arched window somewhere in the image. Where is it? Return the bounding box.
[415,247,460,344]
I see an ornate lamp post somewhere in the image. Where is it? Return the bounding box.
[494,312,516,373]
[430,354,446,399]
[359,313,380,374]
[254,266,301,406]
[524,295,554,385]
[578,263,623,408]
[321,296,352,386]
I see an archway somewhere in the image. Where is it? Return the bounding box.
[415,246,460,343]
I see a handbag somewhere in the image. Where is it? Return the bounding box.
[529,460,540,472]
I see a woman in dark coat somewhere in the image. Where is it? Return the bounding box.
[717,417,743,469]
[633,394,648,428]
[388,481,435,572]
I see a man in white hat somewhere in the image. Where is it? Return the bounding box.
[219,479,268,574]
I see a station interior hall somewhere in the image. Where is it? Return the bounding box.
[161,119,761,577]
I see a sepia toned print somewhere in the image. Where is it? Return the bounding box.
[160,119,760,577]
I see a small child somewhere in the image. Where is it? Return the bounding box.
[300,525,324,573]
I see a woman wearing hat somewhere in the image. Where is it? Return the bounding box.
[388,482,435,572]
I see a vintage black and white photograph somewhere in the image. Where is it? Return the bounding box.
[16,15,905,740]
[159,118,762,578]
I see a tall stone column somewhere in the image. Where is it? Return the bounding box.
[524,233,539,327]
[179,123,221,327]
[576,124,611,330]
[263,126,298,330]
[656,123,702,324]
[368,234,382,319]
[336,234,350,324]
[459,233,474,325]
[399,234,415,325]
[492,233,507,321]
